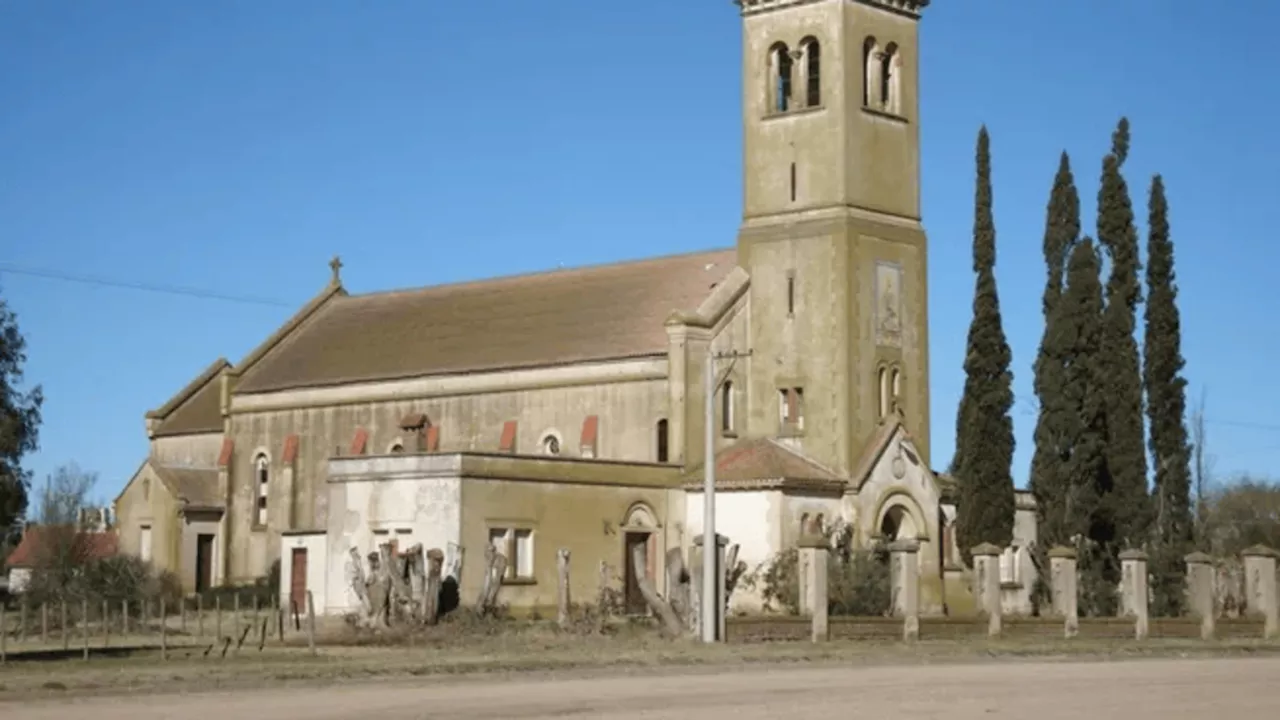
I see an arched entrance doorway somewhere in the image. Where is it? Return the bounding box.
[621,503,658,616]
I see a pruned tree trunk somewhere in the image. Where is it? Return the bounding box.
[475,546,508,616]
[724,543,747,611]
[424,548,444,625]
[631,543,686,637]
[557,549,571,630]
[404,543,426,618]
[446,542,464,581]
[347,547,372,619]
[366,550,391,627]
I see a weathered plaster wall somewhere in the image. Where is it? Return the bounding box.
[178,512,222,592]
[114,463,182,575]
[459,476,681,615]
[150,433,223,468]
[279,532,328,613]
[224,359,670,584]
[325,455,463,614]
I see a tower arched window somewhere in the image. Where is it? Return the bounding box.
[880,42,900,114]
[770,43,793,113]
[890,367,902,414]
[878,366,890,419]
[862,37,880,108]
[254,453,269,527]
[656,418,670,463]
[800,37,821,107]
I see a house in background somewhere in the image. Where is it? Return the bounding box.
[4,524,118,594]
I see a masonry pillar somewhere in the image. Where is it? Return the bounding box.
[1241,545,1279,639]
[971,543,1002,638]
[1048,546,1079,638]
[798,529,829,642]
[1185,551,1216,641]
[890,539,920,641]
[694,533,728,642]
[1119,549,1150,640]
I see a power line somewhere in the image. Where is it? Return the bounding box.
[0,262,293,307]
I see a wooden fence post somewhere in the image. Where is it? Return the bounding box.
[215,595,222,640]
[102,600,110,648]
[122,600,129,636]
[197,594,204,638]
[81,597,89,661]
[41,602,48,644]
[160,599,168,661]
[557,549,571,630]
[233,593,240,643]
[1,604,7,664]
[61,601,69,651]
[306,591,316,656]
[19,601,28,644]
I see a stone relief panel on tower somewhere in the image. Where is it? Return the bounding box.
[874,260,904,348]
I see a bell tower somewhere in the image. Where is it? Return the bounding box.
[734,0,932,474]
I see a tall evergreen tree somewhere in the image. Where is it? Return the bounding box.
[1143,175,1193,616]
[1,284,43,546]
[1057,238,1115,614]
[1030,153,1081,551]
[1096,118,1150,548]
[954,126,1016,560]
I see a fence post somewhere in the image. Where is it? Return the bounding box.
[306,590,316,656]
[102,600,110,648]
[41,602,48,644]
[556,549,571,631]
[1241,545,1279,640]
[1049,546,1080,639]
[971,543,1003,638]
[890,539,921,642]
[798,523,829,643]
[215,595,222,640]
[233,593,240,643]
[1119,549,1150,641]
[180,598,187,635]
[81,597,89,661]
[61,601,69,651]
[19,601,28,644]
[1,604,7,664]
[160,599,168,661]
[197,594,204,638]
[1185,552,1216,640]
[122,600,129,636]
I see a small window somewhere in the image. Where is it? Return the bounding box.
[789,162,797,202]
[779,387,805,431]
[721,381,735,434]
[878,367,890,419]
[139,525,153,563]
[890,368,902,413]
[373,529,390,537]
[395,528,411,537]
[801,37,820,107]
[254,453,269,527]
[389,442,405,454]
[786,272,796,316]
[656,418,670,463]
[541,434,561,456]
[489,527,535,581]
[862,37,879,107]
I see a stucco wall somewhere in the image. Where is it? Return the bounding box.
[279,532,328,614]
[459,476,681,614]
[224,359,670,584]
[114,463,182,575]
[150,433,223,469]
[178,512,223,593]
[325,455,463,614]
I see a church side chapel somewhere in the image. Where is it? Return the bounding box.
[113,0,1039,620]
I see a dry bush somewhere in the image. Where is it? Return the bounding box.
[758,526,891,616]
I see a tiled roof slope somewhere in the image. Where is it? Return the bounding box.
[235,249,737,393]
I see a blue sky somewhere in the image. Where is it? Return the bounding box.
[2,0,1277,502]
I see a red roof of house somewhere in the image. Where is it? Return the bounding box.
[4,527,118,569]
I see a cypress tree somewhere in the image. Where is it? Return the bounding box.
[1030,153,1081,552]
[1096,118,1150,548]
[1057,238,1114,614]
[1143,175,1193,616]
[954,126,1016,560]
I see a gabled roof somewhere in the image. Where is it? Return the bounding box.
[234,249,738,394]
[684,437,846,491]
[151,465,222,509]
[5,527,118,569]
[146,358,230,437]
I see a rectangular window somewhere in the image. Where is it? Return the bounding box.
[779,387,805,433]
[721,381,735,435]
[488,526,535,581]
[1000,546,1020,585]
[786,271,796,317]
[139,525,152,563]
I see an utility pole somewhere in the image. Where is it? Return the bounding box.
[702,347,751,643]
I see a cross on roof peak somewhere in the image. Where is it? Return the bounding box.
[329,255,343,286]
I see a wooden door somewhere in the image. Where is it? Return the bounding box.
[623,533,649,615]
[290,548,308,612]
[195,534,215,593]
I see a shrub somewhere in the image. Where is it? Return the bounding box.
[759,528,892,616]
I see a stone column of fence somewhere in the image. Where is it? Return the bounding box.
[971,543,1002,638]
[1185,552,1216,640]
[890,539,920,641]
[798,528,829,642]
[1119,549,1150,640]
[694,533,729,642]
[1048,546,1079,638]
[1241,545,1278,639]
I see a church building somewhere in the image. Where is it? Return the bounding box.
[113,0,1039,618]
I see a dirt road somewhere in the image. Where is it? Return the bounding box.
[5,656,1279,719]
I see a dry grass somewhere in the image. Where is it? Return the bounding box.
[2,616,1278,702]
